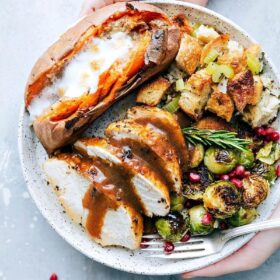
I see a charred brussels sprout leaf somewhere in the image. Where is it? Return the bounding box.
[251,161,276,183]
[242,174,270,208]
[170,193,185,212]
[184,182,206,201]
[155,212,189,242]
[204,147,238,174]
[203,180,241,219]
[228,207,257,226]
[256,142,280,165]
[189,144,205,168]
[239,149,254,169]
[189,205,214,235]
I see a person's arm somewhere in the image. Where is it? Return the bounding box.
[80,0,280,278]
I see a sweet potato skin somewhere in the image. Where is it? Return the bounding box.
[26,2,180,153]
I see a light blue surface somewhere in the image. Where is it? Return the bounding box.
[1,0,280,279]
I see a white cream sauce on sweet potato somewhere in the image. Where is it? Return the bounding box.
[28,32,133,121]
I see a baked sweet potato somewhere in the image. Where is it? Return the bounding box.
[25,2,180,153]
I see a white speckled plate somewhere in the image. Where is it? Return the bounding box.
[18,0,280,275]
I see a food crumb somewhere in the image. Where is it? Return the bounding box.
[50,273,58,280]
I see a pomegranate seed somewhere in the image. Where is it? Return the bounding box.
[276,165,280,177]
[255,127,265,136]
[235,165,245,177]
[244,171,251,177]
[164,241,174,253]
[202,213,213,225]
[189,172,201,182]
[50,274,58,280]
[230,178,243,188]
[220,222,229,230]
[264,127,275,137]
[140,239,149,249]
[219,174,230,181]
[228,170,236,178]
[269,131,280,142]
[181,233,191,242]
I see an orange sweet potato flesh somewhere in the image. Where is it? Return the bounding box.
[25,2,180,153]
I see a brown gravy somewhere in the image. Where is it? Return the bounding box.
[83,186,117,238]
[109,137,175,191]
[131,116,189,171]
[86,158,144,213]
[58,153,143,239]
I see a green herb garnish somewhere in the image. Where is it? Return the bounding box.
[182,128,251,152]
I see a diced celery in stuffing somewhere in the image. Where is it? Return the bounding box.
[162,95,181,113]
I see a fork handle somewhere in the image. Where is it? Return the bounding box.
[222,218,280,241]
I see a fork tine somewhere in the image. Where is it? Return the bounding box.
[141,238,204,246]
[147,249,214,259]
[142,234,160,239]
[142,235,204,243]
[141,243,206,252]
[141,241,163,245]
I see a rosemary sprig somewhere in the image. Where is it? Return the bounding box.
[182,128,252,152]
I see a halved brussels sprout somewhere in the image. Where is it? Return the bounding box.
[204,147,239,174]
[155,212,189,242]
[256,142,280,165]
[239,149,254,169]
[189,143,205,168]
[189,205,214,235]
[170,193,185,212]
[242,174,270,208]
[203,180,241,219]
[183,165,214,200]
[251,161,276,183]
[228,207,257,226]
[184,182,206,200]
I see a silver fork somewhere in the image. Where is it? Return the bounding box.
[141,218,280,259]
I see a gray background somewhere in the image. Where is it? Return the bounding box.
[0,0,279,279]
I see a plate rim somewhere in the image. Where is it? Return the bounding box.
[18,0,280,275]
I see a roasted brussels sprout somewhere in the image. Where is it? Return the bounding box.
[251,161,276,183]
[189,144,205,168]
[184,182,206,200]
[183,165,213,200]
[238,150,254,169]
[204,147,238,174]
[170,193,185,212]
[203,180,241,219]
[189,205,214,235]
[242,174,270,208]
[155,212,189,242]
[228,207,257,226]
[197,164,214,186]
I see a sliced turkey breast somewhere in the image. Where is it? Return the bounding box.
[43,154,143,249]
[127,106,189,171]
[74,138,170,217]
[105,120,182,193]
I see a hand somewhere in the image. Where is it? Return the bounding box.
[183,202,280,278]
[80,0,208,17]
